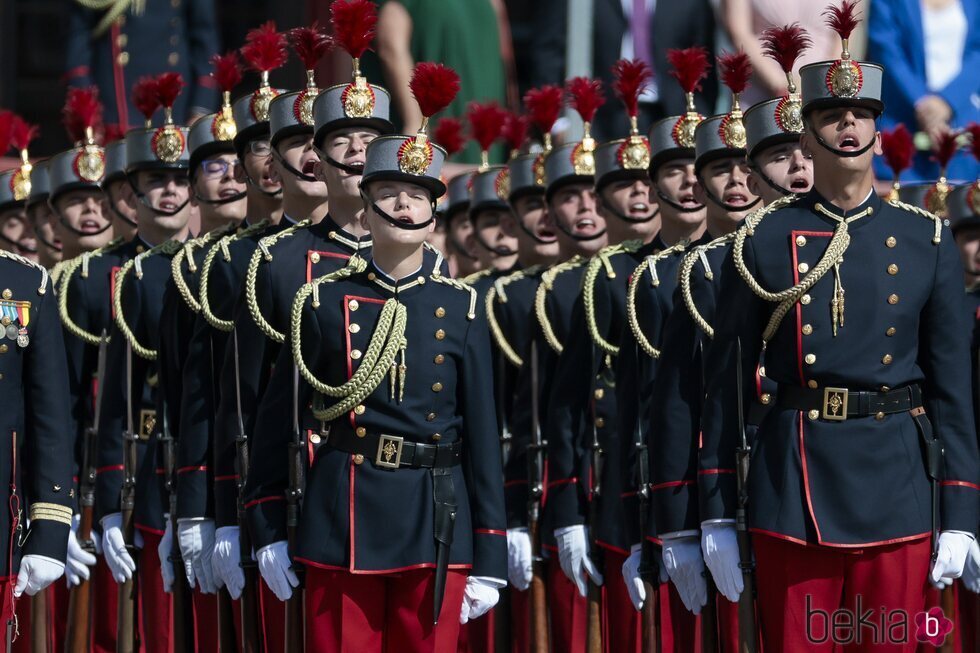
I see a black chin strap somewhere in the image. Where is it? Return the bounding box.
[128,176,191,217]
[37,232,63,253]
[554,219,607,242]
[656,189,705,214]
[604,203,659,225]
[515,217,557,245]
[0,232,36,255]
[473,229,518,257]
[449,234,478,260]
[242,168,284,198]
[360,190,435,231]
[272,147,319,183]
[697,178,763,214]
[312,145,365,176]
[108,203,139,228]
[193,189,247,206]
[805,119,878,158]
[57,214,113,238]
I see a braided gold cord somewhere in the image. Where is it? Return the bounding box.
[172,225,238,314]
[50,260,70,289]
[198,220,272,332]
[887,199,943,244]
[113,240,181,360]
[485,268,535,368]
[534,256,584,354]
[0,249,48,295]
[679,235,737,339]
[430,274,479,319]
[56,239,125,345]
[625,241,689,357]
[244,220,313,343]
[462,267,494,286]
[583,240,644,356]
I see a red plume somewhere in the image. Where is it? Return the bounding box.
[565,77,605,124]
[717,51,752,95]
[103,124,126,144]
[0,112,13,156]
[63,87,103,143]
[466,102,508,152]
[502,112,529,153]
[330,0,377,60]
[761,24,812,74]
[155,72,184,110]
[880,124,914,177]
[667,47,710,94]
[612,59,651,118]
[210,52,243,94]
[824,0,861,41]
[931,130,959,170]
[523,85,563,136]
[290,24,332,70]
[409,63,460,119]
[240,21,289,73]
[132,76,160,122]
[967,123,980,161]
[8,115,38,152]
[433,118,466,157]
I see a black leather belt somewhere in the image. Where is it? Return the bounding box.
[777,383,922,421]
[326,426,462,470]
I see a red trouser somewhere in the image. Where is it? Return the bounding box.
[754,532,931,652]
[602,549,642,653]
[191,589,218,650]
[259,577,286,652]
[138,530,172,653]
[93,556,120,652]
[304,565,468,652]
[456,585,530,653]
[547,555,587,653]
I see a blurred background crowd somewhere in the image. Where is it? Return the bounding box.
[0,0,977,182]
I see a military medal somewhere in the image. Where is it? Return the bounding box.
[16,328,28,348]
[5,325,18,340]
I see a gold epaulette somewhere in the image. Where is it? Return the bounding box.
[50,259,70,288]
[430,274,478,320]
[423,242,446,275]
[244,219,313,343]
[199,219,273,332]
[485,265,543,367]
[582,239,644,356]
[535,256,586,354]
[114,239,182,360]
[57,237,126,346]
[462,267,495,286]
[887,199,943,244]
[624,240,691,357]
[0,249,49,296]
[172,223,238,314]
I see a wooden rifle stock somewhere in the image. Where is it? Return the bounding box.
[284,367,305,652]
[161,410,195,651]
[31,590,48,652]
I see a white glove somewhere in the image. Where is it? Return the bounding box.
[701,522,743,603]
[506,528,533,592]
[158,519,175,593]
[213,526,245,599]
[459,577,502,624]
[930,531,976,589]
[257,541,298,602]
[66,514,97,588]
[555,525,603,598]
[662,534,708,614]
[621,544,646,611]
[14,555,65,597]
[178,519,217,594]
[101,513,136,583]
[962,538,980,594]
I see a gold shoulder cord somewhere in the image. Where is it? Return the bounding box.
[56,239,126,345]
[888,199,943,244]
[624,240,690,357]
[534,255,584,354]
[423,242,445,276]
[171,224,237,314]
[430,274,478,320]
[0,250,48,295]
[244,219,312,343]
[462,267,494,286]
[582,239,644,357]
[675,234,738,340]
[198,220,271,332]
[291,266,406,423]
[113,240,182,360]
[50,260,70,288]
[485,266,541,368]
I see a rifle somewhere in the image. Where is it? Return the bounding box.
[496,350,513,466]
[697,339,720,652]
[734,338,759,653]
[65,331,108,652]
[633,343,659,653]
[30,588,48,652]
[117,345,138,653]
[232,329,263,652]
[527,341,549,653]
[585,346,603,653]
[284,367,305,652]
[160,400,195,650]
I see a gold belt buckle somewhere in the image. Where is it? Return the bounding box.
[822,387,848,421]
[138,409,157,440]
[376,434,404,469]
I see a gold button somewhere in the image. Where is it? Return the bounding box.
[353,454,364,465]
[168,52,179,66]
[1,289,10,299]
[808,409,819,421]
[882,354,893,365]
[796,235,807,247]
[434,354,445,364]
[594,388,604,400]
[435,307,446,318]
[0,345,6,354]
[888,294,899,305]
[886,327,896,336]
[435,329,446,340]
[427,413,436,422]
[367,272,376,281]
[117,51,129,66]
[802,324,813,335]
[309,433,321,444]
[798,262,810,274]
[0,373,4,380]
[418,277,426,285]
[760,393,772,405]
[0,317,9,326]
[595,417,605,428]
[887,264,898,275]
[355,427,366,437]
[136,245,145,254]
[349,299,359,311]
[886,236,897,248]
[807,380,818,389]
[758,366,766,377]
[117,34,128,48]
[432,382,443,392]
[875,412,885,421]
[804,353,816,365]
[431,433,442,441]
[880,386,890,392]
[354,404,366,415]
[350,349,362,360]
[349,323,360,333]
[801,294,811,305]
[310,252,320,264]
